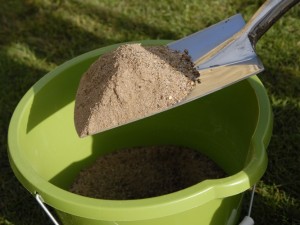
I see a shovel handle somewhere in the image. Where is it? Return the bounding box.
[246,0,299,46]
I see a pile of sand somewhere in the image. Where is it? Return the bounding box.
[74,44,200,137]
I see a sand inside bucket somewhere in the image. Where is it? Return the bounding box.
[70,145,226,200]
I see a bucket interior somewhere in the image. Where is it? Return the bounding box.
[14,52,259,191]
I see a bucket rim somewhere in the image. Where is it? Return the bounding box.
[8,40,272,221]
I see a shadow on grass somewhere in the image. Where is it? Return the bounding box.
[259,67,300,200]
[243,188,300,225]
[0,175,53,225]
[0,54,52,224]
[263,100,300,198]
[64,0,180,40]
[0,3,112,65]
[0,0,178,66]
[260,68,300,100]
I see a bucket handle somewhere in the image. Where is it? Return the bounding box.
[238,184,256,225]
[35,193,60,225]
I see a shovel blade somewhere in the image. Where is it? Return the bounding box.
[168,14,264,104]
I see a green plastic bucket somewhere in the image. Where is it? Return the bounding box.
[8,40,273,225]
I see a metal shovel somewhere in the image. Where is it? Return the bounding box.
[81,0,299,135]
[168,0,299,105]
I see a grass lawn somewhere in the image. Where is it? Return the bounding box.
[0,0,299,224]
